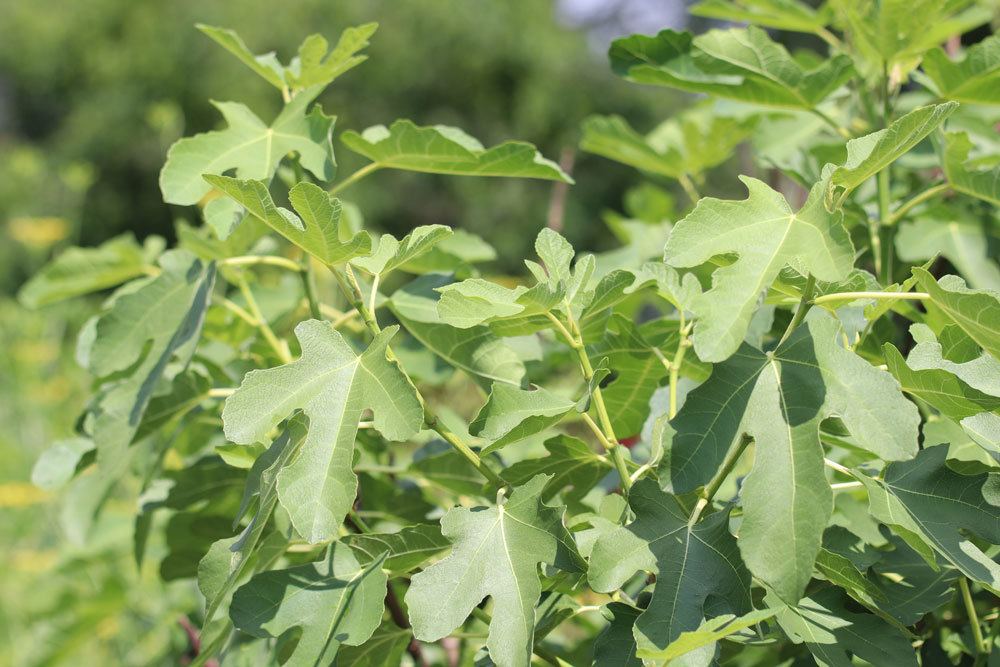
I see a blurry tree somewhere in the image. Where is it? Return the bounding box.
[0,0,676,286]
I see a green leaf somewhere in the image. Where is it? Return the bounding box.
[334,622,411,667]
[222,321,423,542]
[922,34,1000,105]
[197,23,377,95]
[389,273,526,387]
[813,548,886,603]
[895,213,1000,291]
[661,310,919,602]
[856,445,1000,592]
[351,225,452,276]
[202,419,308,621]
[832,0,992,74]
[195,24,285,88]
[866,535,958,626]
[88,251,216,475]
[961,412,1000,462]
[341,524,450,573]
[905,324,1000,397]
[883,343,1000,420]
[203,176,372,264]
[588,316,680,436]
[690,0,830,32]
[827,103,958,205]
[231,544,387,667]
[636,607,778,662]
[942,131,1000,206]
[664,171,854,362]
[405,475,582,667]
[610,26,853,110]
[914,268,1000,361]
[580,110,753,179]
[160,93,334,206]
[18,234,161,308]
[435,278,560,331]
[593,603,643,667]
[31,438,94,491]
[341,119,572,182]
[286,23,378,91]
[770,588,918,667]
[469,383,576,454]
[504,435,610,502]
[589,479,753,656]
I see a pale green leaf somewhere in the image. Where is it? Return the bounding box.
[203,419,308,622]
[770,588,917,667]
[286,23,378,90]
[961,412,1000,462]
[351,225,452,276]
[922,34,1000,105]
[884,343,1000,420]
[636,608,778,663]
[88,251,216,475]
[914,268,1000,361]
[856,445,1000,592]
[160,94,334,206]
[589,479,753,656]
[827,103,957,205]
[231,544,387,667]
[222,321,423,542]
[31,438,94,491]
[389,273,526,387]
[435,278,560,331]
[664,171,854,362]
[18,234,161,308]
[906,324,1000,397]
[581,111,752,180]
[334,622,411,667]
[660,309,919,602]
[203,176,371,264]
[341,524,450,573]
[197,23,376,95]
[831,0,991,74]
[341,119,572,182]
[896,213,1000,291]
[470,383,576,454]
[405,475,582,667]
[942,131,1000,206]
[610,26,853,110]
[691,0,830,32]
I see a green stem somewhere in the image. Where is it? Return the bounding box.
[678,173,701,204]
[547,310,632,491]
[300,259,322,320]
[811,291,929,306]
[689,436,752,526]
[329,163,382,196]
[220,255,303,272]
[778,274,815,346]
[888,182,950,225]
[236,275,292,364]
[875,169,891,282]
[960,577,988,657]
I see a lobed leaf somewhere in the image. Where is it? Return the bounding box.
[222,321,423,542]
[341,119,572,182]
